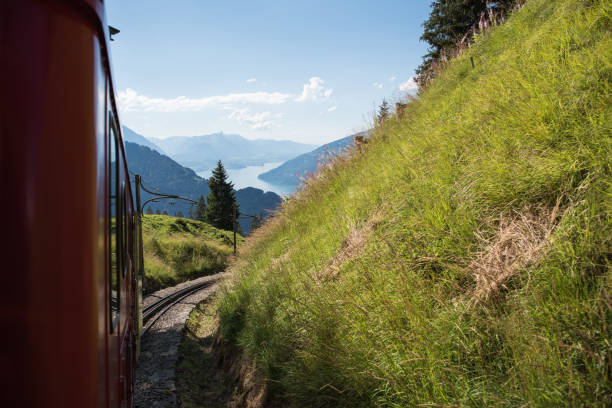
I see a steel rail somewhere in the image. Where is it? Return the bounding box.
[141,279,216,335]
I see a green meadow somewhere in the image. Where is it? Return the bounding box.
[210,0,611,406]
[142,214,242,293]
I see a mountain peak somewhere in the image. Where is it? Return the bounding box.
[122,126,166,154]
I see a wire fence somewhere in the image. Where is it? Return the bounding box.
[133,174,262,254]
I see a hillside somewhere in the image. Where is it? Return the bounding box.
[258,133,362,189]
[235,187,283,222]
[124,141,210,215]
[124,141,282,234]
[122,126,165,154]
[142,214,243,293]
[208,1,612,406]
[150,132,317,172]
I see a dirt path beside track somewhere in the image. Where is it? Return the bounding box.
[135,273,224,408]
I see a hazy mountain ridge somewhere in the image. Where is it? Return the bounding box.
[124,142,281,234]
[258,132,364,188]
[149,133,317,172]
[122,126,166,154]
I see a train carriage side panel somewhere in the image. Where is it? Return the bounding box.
[2,0,100,406]
[2,1,137,407]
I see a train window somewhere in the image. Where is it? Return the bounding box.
[121,182,128,277]
[131,214,137,265]
[109,114,121,331]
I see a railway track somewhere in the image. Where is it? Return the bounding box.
[142,279,216,335]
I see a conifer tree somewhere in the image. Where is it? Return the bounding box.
[155,209,161,215]
[146,206,153,215]
[204,161,239,231]
[194,195,206,221]
[377,99,390,125]
[417,0,514,77]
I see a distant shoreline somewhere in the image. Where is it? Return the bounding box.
[197,161,296,196]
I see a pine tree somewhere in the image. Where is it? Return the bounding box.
[377,99,390,126]
[155,209,161,215]
[417,0,514,77]
[204,161,239,231]
[194,195,206,221]
[146,206,153,215]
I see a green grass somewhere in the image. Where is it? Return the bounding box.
[142,214,243,293]
[214,0,611,406]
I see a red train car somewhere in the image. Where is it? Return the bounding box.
[2,1,141,407]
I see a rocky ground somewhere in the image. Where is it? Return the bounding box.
[135,273,224,408]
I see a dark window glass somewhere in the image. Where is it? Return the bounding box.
[109,114,120,331]
[121,181,128,277]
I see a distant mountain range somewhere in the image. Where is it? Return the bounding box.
[258,132,366,189]
[146,131,317,172]
[122,125,369,202]
[122,126,166,154]
[124,141,281,234]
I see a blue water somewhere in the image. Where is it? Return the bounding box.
[198,162,295,196]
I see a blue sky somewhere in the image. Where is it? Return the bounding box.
[107,0,430,145]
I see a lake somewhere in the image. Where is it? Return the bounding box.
[198,162,296,196]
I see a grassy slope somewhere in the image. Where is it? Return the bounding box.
[216,0,611,406]
[142,214,243,292]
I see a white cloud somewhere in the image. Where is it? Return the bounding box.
[227,109,276,130]
[296,77,333,102]
[118,78,333,113]
[389,76,397,82]
[373,82,383,89]
[328,105,337,112]
[117,88,292,112]
[399,77,418,93]
[246,78,257,83]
